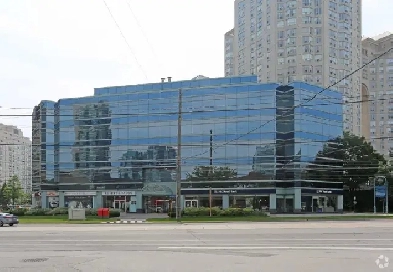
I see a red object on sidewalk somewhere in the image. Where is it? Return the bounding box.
[97,208,104,217]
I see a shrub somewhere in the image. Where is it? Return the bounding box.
[6,208,27,216]
[181,207,266,217]
[182,207,221,217]
[6,207,122,218]
[85,208,98,216]
[27,208,50,216]
[44,208,68,216]
[109,209,121,218]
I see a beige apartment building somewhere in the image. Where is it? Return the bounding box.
[226,0,364,136]
[362,32,393,157]
[0,124,32,192]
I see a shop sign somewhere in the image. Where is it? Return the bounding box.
[102,191,136,196]
[316,190,332,194]
[64,191,96,196]
[213,190,238,194]
[46,191,59,197]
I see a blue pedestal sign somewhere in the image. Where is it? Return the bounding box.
[375,186,386,198]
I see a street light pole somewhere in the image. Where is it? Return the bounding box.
[209,129,213,166]
[386,179,389,214]
[373,177,376,214]
[176,88,182,222]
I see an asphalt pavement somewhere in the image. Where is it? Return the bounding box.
[0,221,392,271]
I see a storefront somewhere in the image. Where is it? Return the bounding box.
[301,189,343,213]
[181,188,275,210]
[102,191,136,213]
[64,191,96,208]
[143,196,175,213]
[47,191,59,209]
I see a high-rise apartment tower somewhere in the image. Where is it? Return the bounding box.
[362,32,393,157]
[226,0,363,135]
[0,124,32,192]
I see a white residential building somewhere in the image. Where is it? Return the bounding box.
[226,0,364,136]
[362,32,393,157]
[224,28,235,77]
[0,124,32,192]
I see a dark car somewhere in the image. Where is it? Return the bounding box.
[0,213,19,227]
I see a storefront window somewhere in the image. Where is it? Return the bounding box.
[143,196,172,213]
[184,196,223,208]
[229,196,269,210]
[301,195,337,212]
[64,196,93,208]
[103,196,131,211]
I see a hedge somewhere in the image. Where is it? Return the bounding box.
[168,207,267,218]
[4,208,121,218]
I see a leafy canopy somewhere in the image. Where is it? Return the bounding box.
[306,132,386,190]
[0,175,26,206]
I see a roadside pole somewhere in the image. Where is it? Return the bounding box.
[176,88,182,222]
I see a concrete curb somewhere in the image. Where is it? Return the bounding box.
[101,220,146,224]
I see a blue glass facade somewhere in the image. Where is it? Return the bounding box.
[32,76,344,213]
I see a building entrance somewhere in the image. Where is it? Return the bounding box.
[114,200,127,211]
[143,196,172,213]
[103,195,130,212]
[276,195,294,213]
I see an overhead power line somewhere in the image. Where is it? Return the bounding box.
[125,0,163,72]
[182,46,393,160]
[102,0,149,81]
[0,94,390,118]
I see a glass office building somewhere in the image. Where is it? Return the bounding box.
[32,76,343,213]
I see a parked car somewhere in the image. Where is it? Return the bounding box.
[0,213,19,227]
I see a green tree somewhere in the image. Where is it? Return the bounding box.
[3,175,24,206]
[19,192,32,205]
[0,182,9,208]
[377,161,393,199]
[306,132,386,191]
[186,166,237,181]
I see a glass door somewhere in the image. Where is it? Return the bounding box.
[114,200,127,212]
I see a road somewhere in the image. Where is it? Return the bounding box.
[0,221,392,271]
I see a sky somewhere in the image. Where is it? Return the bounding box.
[0,0,392,139]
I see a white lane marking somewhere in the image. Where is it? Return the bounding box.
[0,239,201,242]
[2,239,393,242]
[4,243,393,247]
[3,238,393,241]
[255,239,393,241]
[157,246,393,251]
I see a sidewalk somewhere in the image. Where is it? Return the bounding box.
[269,212,393,218]
[120,212,168,220]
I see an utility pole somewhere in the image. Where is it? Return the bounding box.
[209,129,213,166]
[386,179,389,214]
[209,129,213,216]
[176,88,182,222]
[373,177,376,214]
[209,187,212,217]
[12,177,15,206]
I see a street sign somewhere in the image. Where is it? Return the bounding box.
[375,185,386,198]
